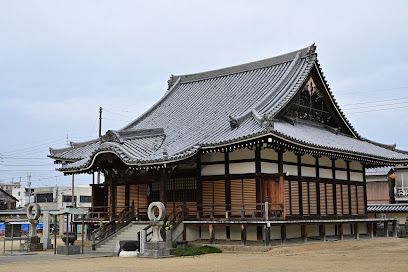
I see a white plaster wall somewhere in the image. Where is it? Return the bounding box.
[283,152,298,163]
[247,225,257,241]
[350,161,363,171]
[326,224,336,236]
[301,154,315,164]
[230,225,241,240]
[335,159,347,169]
[335,170,348,180]
[229,149,255,160]
[200,227,209,239]
[350,172,364,182]
[201,152,224,163]
[320,168,333,179]
[301,166,316,177]
[201,164,225,176]
[286,225,301,239]
[306,224,319,237]
[343,224,351,235]
[358,223,367,234]
[283,164,298,176]
[261,162,278,174]
[215,225,227,239]
[229,162,255,174]
[319,156,332,167]
[186,225,200,241]
[261,149,278,160]
[270,226,281,240]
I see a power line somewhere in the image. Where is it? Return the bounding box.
[347,105,408,114]
[337,85,408,95]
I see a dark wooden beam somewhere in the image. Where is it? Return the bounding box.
[301,224,307,243]
[111,177,116,219]
[241,224,247,245]
[384,221,389,237]
[255,145,261,204]
[125,183,130,208]
[315,156,320,216]
[297,154,303,216]
[338,223,344,240]
[354,223,359,239]
[362,164,368,214]
[319,224,326,241]
[346,161,352,215]
[225,152,231,215]
[280,224,286,245]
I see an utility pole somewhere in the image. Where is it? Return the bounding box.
[97,106,102,184]
[72,174,75,207]
[27,173,32,204]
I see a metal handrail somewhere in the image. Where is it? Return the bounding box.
[91,204,135,250]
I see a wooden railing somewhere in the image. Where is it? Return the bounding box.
[179,202,284,221]
[91,205,135,250]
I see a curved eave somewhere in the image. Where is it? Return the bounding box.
[57,130,408,174]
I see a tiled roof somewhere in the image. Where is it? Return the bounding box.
[49,44,408,173]
[368,204,408,213]
[366,166,394,176]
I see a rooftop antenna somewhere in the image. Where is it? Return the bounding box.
[66,134,69,146]
[97,106,102,184]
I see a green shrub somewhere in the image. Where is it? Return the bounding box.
[170,245,222,256]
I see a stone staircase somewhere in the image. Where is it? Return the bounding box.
[95,222,149,253]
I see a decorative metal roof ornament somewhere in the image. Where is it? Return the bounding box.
[101,130,124,144]
[262,114,274,132]
[229,115,239,129]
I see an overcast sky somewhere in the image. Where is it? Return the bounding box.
[0,0,407,187]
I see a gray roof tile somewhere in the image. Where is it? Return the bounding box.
[49,44,408,172]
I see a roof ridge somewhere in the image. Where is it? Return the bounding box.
[168,44,316,86]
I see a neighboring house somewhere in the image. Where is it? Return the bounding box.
[0,182,21,195]
[366,166,395,204]
[366,166,408,235]
[32,186,92,211]
[49,44,408,244]
[0,188,18,210]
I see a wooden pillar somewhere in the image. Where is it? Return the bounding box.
[362,165,368,214]
[255,146,261,205]
[354,223,359,239]
[384,221,389,237]
[367,223,374,239]
[338,223,344,240]
[315,157,321,216]
[346,161,352,215]
[297,154,303,216]
[301,224,307,243]
[111,177,116,219]
[209,224,215,244]
[159,168,168,205]
[125,183,130,208]
[280,224,286,245]
[392,220,398,238]
[373,222,378,237]
[241,224,247,245]
[225,152,231,217]
[182,224,186,241]
[332,159,337,215]
[264,224,270,246]
[319,224,326,241]
[196,152,202,218]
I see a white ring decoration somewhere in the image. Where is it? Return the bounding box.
[26,203,41,220]
[147,202,166,221]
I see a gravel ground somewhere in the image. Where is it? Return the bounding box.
[0,238,407,272]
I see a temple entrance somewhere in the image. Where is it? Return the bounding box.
[262,178,285,218]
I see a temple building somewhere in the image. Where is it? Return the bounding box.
[49,44,408,246]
